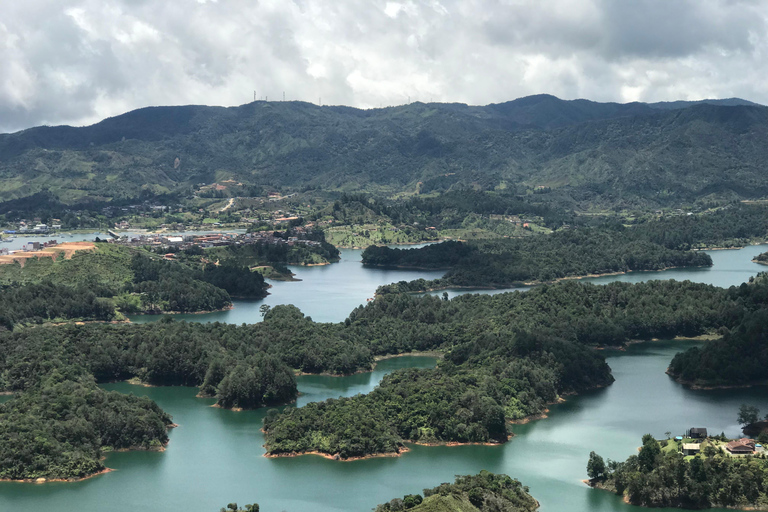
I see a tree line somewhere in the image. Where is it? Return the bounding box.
[668,275,768,387]
[588,435,768,509]
[366,228,712,292]
[262,279,761,460]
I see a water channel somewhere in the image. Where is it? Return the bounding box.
[2,244,768,511]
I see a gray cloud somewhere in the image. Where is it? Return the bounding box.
[1,0,767,132]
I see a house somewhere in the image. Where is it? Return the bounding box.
[688,428,708,439]
[726,438,756,454]
[682,443,700,456]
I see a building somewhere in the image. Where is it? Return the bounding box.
[682,443,700,456]
[726,438,756,454]
[688,428,708,439]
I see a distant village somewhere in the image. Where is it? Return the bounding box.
[106,227,323,256]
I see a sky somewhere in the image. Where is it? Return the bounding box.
[1,0,766,133]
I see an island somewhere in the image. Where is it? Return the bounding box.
[374,471,539,512]
[216,471,539,512]
[587,433,768,509]
[364,229,712,294]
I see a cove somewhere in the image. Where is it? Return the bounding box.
[128,247,446,324]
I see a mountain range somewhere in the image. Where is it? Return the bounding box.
[0,94,765,207]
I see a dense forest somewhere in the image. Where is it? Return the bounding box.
[366,229,712,292]
[665,273,768,387]
[374,471,539,512]
[367,203,768,292]
[0,374,173,481]
[631,204,768,250]
[0,281,116,330]
[589,435,768,509]
[263,279,760,459]
[3,276,761,476]
[1,96,767,208]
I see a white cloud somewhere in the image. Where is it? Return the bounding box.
[1,0,767,132]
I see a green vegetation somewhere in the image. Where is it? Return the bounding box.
[589,435,768,509]
[367,203,768,292]
[0,243,134,288]
[0,282,116,330]
[0,244,269,322]
[374,471,538,512]
[263,278,761,459]
[4,276,754,475]
[1,97,766,208]
[0,374,173,481]
[204,229,339,267]
[367,230,712,292]
[631,204,768,250]
[666,273,768,387]
[318,190,560,246]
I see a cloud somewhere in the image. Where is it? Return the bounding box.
[1,0,766,132]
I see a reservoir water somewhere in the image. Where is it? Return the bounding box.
[129,244,768,324]
[2,244,768,511]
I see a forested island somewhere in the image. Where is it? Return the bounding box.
[587,435,768,509]
[366,230,712,293]
[374,471,539,512]
[4,276,766,478]
[216,472,538,512]
[262,278,766,460]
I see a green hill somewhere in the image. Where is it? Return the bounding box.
[0,95,766,206]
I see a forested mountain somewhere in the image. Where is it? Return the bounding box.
[0,95,765,205]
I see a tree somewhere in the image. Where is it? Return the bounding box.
[638,437,660,472]
[259,304,271,318]
[738,404,760,426]
[587,451,606,480]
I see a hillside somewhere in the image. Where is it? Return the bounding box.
[0,95,766,206]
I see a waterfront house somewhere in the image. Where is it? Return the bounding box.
[688,428,708,439]
[682,443,700,456]
[726,438,756,454]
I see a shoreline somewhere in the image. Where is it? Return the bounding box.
[262,399,570,462]
[377,264,712,296]
[665,371,768,390]
[595,333,719,352]
[0,468,116,484]
[264,445,411,461]
[373,351,444,361]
